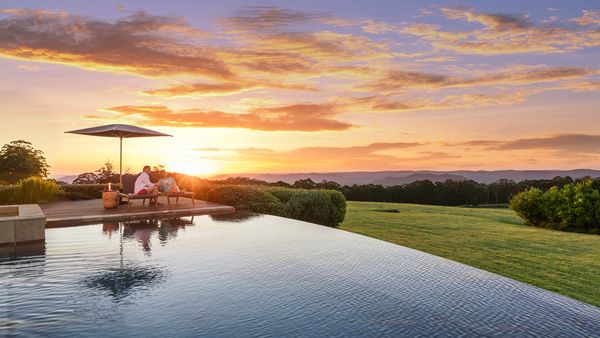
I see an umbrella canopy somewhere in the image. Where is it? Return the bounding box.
[65,124,172,185]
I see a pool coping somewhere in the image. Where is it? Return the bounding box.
[45,205,235,227]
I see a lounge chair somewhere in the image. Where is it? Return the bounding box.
[160,190,195,207]
[119,174,159,209]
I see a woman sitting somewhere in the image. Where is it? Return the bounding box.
[158,170,180,193]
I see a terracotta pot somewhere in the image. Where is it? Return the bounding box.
[102,191,120,209]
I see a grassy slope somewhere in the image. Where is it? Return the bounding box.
[339,201,600,307]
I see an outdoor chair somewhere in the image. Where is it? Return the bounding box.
[160,190,195,207]
[119,174,160,209]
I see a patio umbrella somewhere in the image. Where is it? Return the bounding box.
[65,124,172,185]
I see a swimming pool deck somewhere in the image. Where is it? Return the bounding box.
[41,198,235,227]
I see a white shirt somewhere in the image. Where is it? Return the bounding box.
[134,172,153,194]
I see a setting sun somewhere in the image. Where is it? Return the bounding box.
[165,156,220,176]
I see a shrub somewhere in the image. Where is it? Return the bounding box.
[510,181,600,233]
[205,185,285,216]
[0,185,19,205]
[15,177,61,203]
[284,189,346,227]
[261,186,296,203]
[509,187,546,226]
[205,185,347,227]
[61,184,121,200]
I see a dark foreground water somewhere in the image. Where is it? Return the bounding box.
[1,213,599,337]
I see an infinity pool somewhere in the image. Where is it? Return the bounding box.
[1,213,599,337]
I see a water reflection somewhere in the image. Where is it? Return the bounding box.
[83,264,167,301]
[83,219,183,301]
[210,212,261,223]
[102,222,120,239]
[158,217,194,244]
[123,219,159,254]
[117,217,194,254]
[0,240,45,260]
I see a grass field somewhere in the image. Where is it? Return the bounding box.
[339,201,600,307]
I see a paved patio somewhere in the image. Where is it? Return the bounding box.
[41,198,235,227]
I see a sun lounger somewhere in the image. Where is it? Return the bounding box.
[160,191,195,207]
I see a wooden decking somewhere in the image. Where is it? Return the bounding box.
[41,198,235,227]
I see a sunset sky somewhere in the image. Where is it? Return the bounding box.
[1,0,599,177]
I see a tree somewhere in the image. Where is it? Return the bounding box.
[73,172,100,184]
[0,140,50,184]
[95,160,119,183]
[293,178,317,189]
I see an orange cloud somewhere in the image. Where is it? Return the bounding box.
[452,134,600,155]
[89,88,533,132]
[143,80,317,97]
[87,104,353,131]
[0,9,233,79]
[361,65,596,92]
[341,91,527,113]
[491,134,600,154]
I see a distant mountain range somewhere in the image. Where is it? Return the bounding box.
[211,169,600,186]
[54,175,78,184]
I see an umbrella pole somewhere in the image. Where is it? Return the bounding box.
[119,136,123,187]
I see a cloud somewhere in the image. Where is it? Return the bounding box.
[344,91,527,113]
[440,8,531,30]
[219,6,326,33]
[216,6,398,79]
[361,20,401,34]
[143,80,317,97]
[361,65,596,92]
[456,134,600,154]
[87,104,353,131]
[562,81,600,91]
[402,7,600,54]
[0,9,233,79]
[88,86,536,133]
[572,10,600,26]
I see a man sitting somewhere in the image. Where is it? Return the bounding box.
[134,165,160,205]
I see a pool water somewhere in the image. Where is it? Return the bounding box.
[1,213,599,337]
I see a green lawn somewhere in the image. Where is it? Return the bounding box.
[339,201,600,307]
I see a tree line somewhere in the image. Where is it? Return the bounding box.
[207,176,597,206]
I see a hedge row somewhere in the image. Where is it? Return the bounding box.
[205,185,346,227]
[0,181,119,205]
[61,184,120,200]
[510,180,600,233]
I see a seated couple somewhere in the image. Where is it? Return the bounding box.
[134,166,180,204]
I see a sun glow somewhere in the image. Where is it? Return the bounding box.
[165,156,220,176]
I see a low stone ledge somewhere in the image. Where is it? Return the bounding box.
[0,204,46,245]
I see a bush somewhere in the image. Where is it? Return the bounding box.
[510,180,600,233]
[0,185,19,205]
[61,184,120,200]
[206,185,347,227]
[261,186,296,204]
[205,186,285,216]
[14,177,61,203]
[509,187,546,226]
[284,189,346,227]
